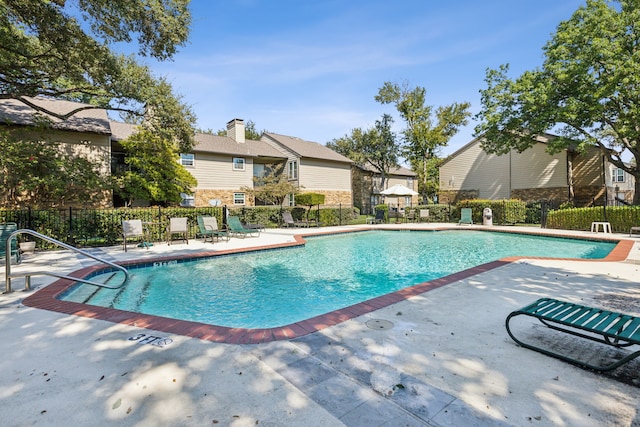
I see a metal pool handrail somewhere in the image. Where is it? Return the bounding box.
[4,229,129,293]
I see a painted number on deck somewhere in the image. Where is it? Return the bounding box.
[128,333,173,347]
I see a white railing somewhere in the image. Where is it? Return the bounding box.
[4,229,128,293]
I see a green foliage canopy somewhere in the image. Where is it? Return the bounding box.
[0,0,196,151]
[375,81,470,200]
[114,129,197,206]
[327,114,401,189]
[0,129,108,208]
[475,0,640,203]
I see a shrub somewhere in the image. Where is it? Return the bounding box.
[456,199,527,225]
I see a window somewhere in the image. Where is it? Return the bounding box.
[233,192,245,205]
[233,157,246,171]
[180,153,194,167]
[288,194,295,206]
[404,196,412,206]
[613,168,625,183]
[287,160,298,180]
[407,177,414,188]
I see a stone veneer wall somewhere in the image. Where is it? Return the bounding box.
[573,185,605,206]
[438,190,479,204]
[195,190,247,207]
[440,186,605,207]
[510,187,569,203]
[351,168,373,213]
[195,189,351,208]
[310,190,352,206]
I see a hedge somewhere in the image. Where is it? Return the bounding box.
[546,205,640,233]
[455,199,527,225]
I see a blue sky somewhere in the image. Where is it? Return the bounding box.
[148,0,586,157]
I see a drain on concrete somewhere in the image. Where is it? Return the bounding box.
[365,319,394,330]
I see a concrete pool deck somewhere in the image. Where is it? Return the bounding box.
[1,223,639,426]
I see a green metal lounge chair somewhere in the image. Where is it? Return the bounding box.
[506,298,640,371]
[458,208,473,225]
[197,215,229,242]
[227,216,260,238]
[1,222,21,263]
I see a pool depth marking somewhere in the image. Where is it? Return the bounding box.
[22,228,634,344]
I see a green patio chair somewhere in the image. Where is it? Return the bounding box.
[197,215,229,242]
[458,208,473,225]
[227,216,260,238]
[0,222,21,264]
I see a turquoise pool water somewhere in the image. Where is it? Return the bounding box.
[59,230,615,329]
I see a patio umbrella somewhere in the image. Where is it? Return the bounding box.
[380,184,418,201]
[380,184,419,219]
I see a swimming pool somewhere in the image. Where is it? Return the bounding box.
[59,230,616,329]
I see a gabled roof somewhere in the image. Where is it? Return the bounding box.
[0,97,111,135]
[194,133,285,159]
[263,132,353,163]
[109,121,139,141]
[356,163,417,177]
[441,133,559,167]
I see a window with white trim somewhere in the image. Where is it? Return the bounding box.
[233,157,246,171]
[287,160,298,180]
[180,153,194,167]
[233,192,246,205]
[612,168,625,183]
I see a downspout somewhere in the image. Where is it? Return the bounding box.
[509,149,512,198]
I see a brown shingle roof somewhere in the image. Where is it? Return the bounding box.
[194,133,286,159]
[263,132,353,163]
[109,121,139,141]
[357,163,417,177]
[0,97,111,134]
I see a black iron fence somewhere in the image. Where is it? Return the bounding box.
[0,206,224,248]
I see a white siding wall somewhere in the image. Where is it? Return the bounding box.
[191,153,254,189]
[440,140,510,199]
[511,144,566,189]
[299,159,351,190]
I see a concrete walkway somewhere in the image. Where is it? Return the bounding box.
[1,224,639,426]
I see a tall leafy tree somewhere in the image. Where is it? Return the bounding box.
[0,0,196,151]
[114,129,197,206]
[475,0,640,204]
[375,81,470,201]
[0,129,107,208]
[327,114,401,190]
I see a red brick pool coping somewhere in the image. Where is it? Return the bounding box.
[22,228,634,344]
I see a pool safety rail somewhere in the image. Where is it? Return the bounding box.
[4,229,129,293]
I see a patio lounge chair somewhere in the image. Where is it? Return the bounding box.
[506,298,640,371]
[282,211,308,228]
[122,219,147,252]
[227,216,260,238]
[167,217,189,245]
[0,222,21,263]
[366,209,385,224]
[197,215,229,242]
[458,208,473,225]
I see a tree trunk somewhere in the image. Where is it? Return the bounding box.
[567,151,575,201]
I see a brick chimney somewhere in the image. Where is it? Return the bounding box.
[226,118,245,143]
